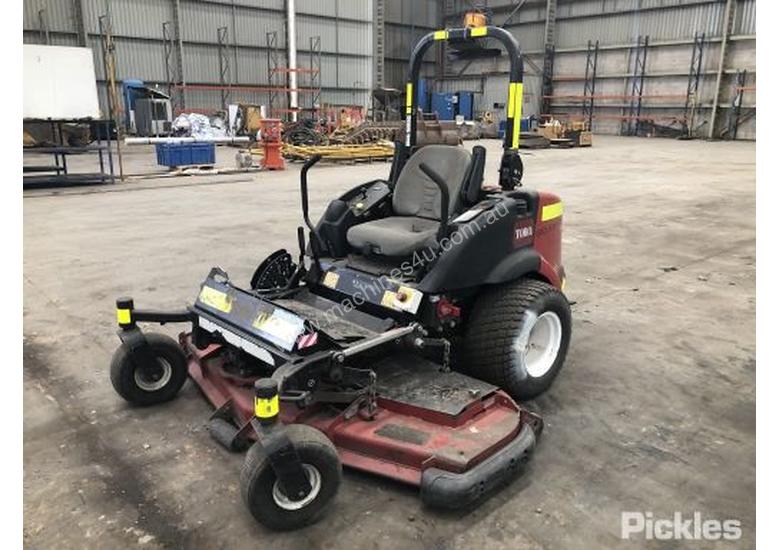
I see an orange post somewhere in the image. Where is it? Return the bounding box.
[260,119,285,170]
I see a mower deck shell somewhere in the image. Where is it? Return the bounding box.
[183,335,537,498]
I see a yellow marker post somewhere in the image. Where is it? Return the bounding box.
[115,297,134,328]
[254,394,280,419]
[254,378,280,425]
[116,308,132,325]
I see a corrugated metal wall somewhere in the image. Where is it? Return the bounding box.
[21,0,756,138]
[383,0,440,88]
[23,0,374,115]
[443,0,756,139]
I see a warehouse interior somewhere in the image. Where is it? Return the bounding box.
[22,0,755,144]
[23,0,756,548]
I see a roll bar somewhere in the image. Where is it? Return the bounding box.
[404,26,525,153]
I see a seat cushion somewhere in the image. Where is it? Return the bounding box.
[393,145,472,219]
[346,216,440,257]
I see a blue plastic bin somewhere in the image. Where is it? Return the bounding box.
[156,142,216,167]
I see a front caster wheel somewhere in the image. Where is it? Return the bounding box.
[240,424,342,531]
[109,332,188,406]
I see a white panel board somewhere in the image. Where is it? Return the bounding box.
[24,45,101,119]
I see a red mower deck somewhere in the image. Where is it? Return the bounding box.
[185,336,540,505]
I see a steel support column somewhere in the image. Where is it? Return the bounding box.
[162,22,176,99]
[98,14,125,180]
[725,69,747,139]
[217,27,231,111]
[38,9,50,45]
[708,0,735,139]
[74,0,88,46]
[266,31,281,117]
[172,0,186,111]
[682,31,705,137]
[623,35,649,136]
[373,0,385,89]
[309,36,322,116]
[582,40,599,130]
[231,0,239,86]
[540,0,558,117]
[285,0,299,122]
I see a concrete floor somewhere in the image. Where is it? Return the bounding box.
[23,136,755,549]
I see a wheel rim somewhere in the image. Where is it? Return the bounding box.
[272,464,322,511]
[133,358,173,392]
[516,311,563,378]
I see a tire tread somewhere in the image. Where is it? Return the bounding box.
[240,424,341,530]
[462,278,571,399]
[109,333,187,406]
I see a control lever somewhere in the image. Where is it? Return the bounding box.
[299,154,325,278]
[300,155,324,247]
[296,226,306,266]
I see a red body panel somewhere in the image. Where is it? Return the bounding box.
[182,335,524,486]
[533,190,565,288]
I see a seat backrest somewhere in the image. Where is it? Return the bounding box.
[392,145,472,220]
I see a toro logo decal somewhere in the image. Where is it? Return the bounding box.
[513,218,534,248]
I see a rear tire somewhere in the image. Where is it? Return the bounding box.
[462,278,571,400]
[240,424,342,531]
[110,333,188,406]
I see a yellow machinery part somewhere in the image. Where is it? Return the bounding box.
[251,141,396,162]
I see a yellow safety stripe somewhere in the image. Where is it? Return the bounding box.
[505,82,524,148]
[433,30,449,40]
[254,395,280,418]
[116,308,131,325]
[507,83,517,118]
[512,83,524,148]
[470,27,488,37]
[541,201,563,222]
[507,83,523,116]
[405,82,413,115]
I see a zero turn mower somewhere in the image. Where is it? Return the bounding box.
[109,25,571,531]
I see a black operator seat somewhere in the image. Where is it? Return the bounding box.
[346,145,482,257]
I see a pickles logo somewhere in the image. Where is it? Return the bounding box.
[621,512,742,541]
